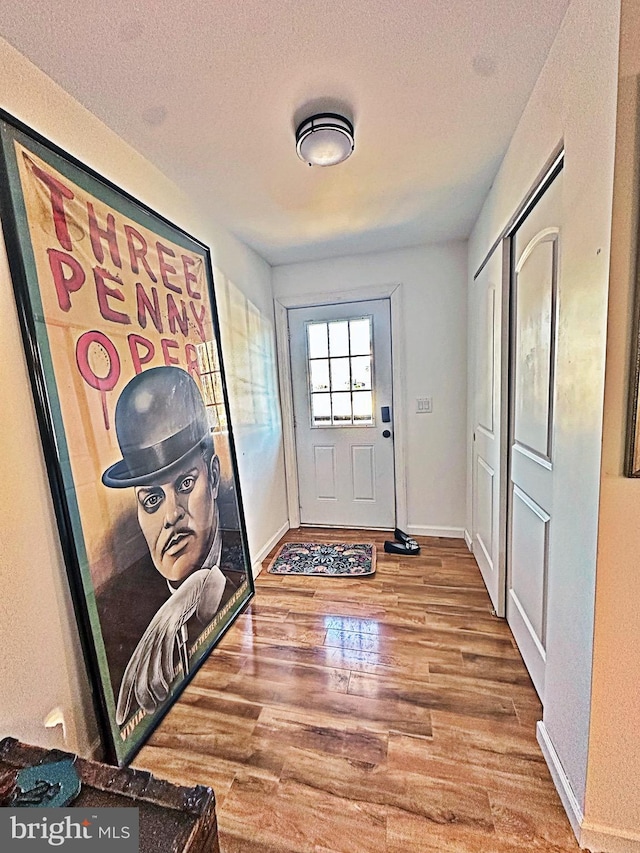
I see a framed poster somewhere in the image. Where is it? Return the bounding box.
[0,113,254,766]
[627,233,640,477]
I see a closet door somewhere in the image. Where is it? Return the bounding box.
[472,245,505,615]
[507,170,562,700]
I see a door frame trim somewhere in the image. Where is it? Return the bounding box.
[274,284,407,531]
[474,143,565,281]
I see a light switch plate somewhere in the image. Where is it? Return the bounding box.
[416,396,432,413]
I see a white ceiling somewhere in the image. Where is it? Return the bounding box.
[0,1,570,265]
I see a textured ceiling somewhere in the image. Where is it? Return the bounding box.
[0,1,571,265]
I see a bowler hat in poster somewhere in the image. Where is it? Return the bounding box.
[102,366,211,488]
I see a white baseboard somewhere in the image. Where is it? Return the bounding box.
[250,520,290,578]
[536,721,584,840]
[407,525,466,539]
[580,821,640,852]
[538,724,640,852]
[464,529,472,550]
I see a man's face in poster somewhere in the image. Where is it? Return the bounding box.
[102,366,223,583]
[134,446,220,583]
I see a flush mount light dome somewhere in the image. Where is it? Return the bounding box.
[296,113,354,166]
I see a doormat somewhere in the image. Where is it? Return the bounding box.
[267,542,376,576]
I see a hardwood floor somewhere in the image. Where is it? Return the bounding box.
[133,528,580,852]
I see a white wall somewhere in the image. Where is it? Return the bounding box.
[584,0,640,848]
[273,241,468,535]
[213,269,289,569]
[0,36,288,757]
[467,0,619,825]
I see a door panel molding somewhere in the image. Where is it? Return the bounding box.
[274,284,407,531]
[314,446,337,499]
[513,231,559,464]
[514,228,559,274]
[508,589,546,696]
[475,454,494,553]
[477,285,496,434]
[476,424,495,441]
[511,484,550,648]
[512,441,554,470]
[351,445,376,501]
[509,587,547,661]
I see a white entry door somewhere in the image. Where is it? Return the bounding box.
[289,299,395,528]
[507,169,562,700]
[472,245,505,615]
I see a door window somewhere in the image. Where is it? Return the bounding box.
[306,317,373,426]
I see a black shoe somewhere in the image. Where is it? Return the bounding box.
[384,539,420,555]
[394,527,419,549]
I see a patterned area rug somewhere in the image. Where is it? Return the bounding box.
[267,542,376,576]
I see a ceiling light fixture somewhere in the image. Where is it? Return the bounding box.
[295,113,354,167]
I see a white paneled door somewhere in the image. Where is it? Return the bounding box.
[472,245,505,615]
[507,169,562,700]
[289,299,395,528]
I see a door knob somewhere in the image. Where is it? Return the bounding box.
[382,429,391,438]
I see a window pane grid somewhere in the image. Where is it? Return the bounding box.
[306,317,374,426]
